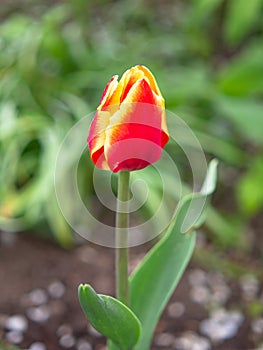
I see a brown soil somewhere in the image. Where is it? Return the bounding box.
[0,233,261,350]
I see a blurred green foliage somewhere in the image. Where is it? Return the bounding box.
[0,0,263,250]
[0,339,21,350]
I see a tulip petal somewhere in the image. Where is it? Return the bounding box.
[136,65,163,97]
[106,138,163,173]
[122,77,169,147]
[87,110,111,170]
[133,66,168,144]
[98,74,126,111]
[88,75,122,169]
[104,79,168,172]
[98,75,119,109]
[118,67,145,103]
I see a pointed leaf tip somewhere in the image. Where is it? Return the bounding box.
[180,158,219,233]
[201,158,218,196]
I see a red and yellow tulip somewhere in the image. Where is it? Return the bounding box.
[87,65,169,172]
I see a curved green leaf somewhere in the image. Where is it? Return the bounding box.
[130,159,218,350]
[224,0,262,45]
[78,284,141,350]
[217,40,263,96]
[216,96,263,144]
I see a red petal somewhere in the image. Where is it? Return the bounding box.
[106,129,164,172]
[104,79,168,172]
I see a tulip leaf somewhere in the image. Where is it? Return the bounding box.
[216,96,263,145]
[236,155,263,216]
[78,284,141,350]
[130,159,218,350]
[217,40,263,96]
[224,0,262,45]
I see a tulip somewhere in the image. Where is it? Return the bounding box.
[87,65,169,172]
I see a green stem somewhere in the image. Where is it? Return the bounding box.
[116,171,130,306]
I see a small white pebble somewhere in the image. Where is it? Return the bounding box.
[190,285,210,304]
[174,331,211,350]
[77,339,93,350]
[5,315,28,332]
[200,309,244,342]
[28,289,48,305]
[228,310,244,326]
[252,318,263,334]
[188,269,207,287]
[48,281,66,299]
[168,302,185,318]
[5,330,23,344]
[28,342,47,350]
[155,332,175,346]
[175,336,192,350]
[59,334,76,348]
[76,246,98,264]
[27,306,50,323]
[212,308,228,321]
[57,324,73,337]
[239,274,259,301]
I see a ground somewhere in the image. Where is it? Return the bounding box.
[0,232,262,350]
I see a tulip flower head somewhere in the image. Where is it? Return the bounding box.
[87,65,169,172]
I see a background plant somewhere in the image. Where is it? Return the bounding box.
[0,0,263,258]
